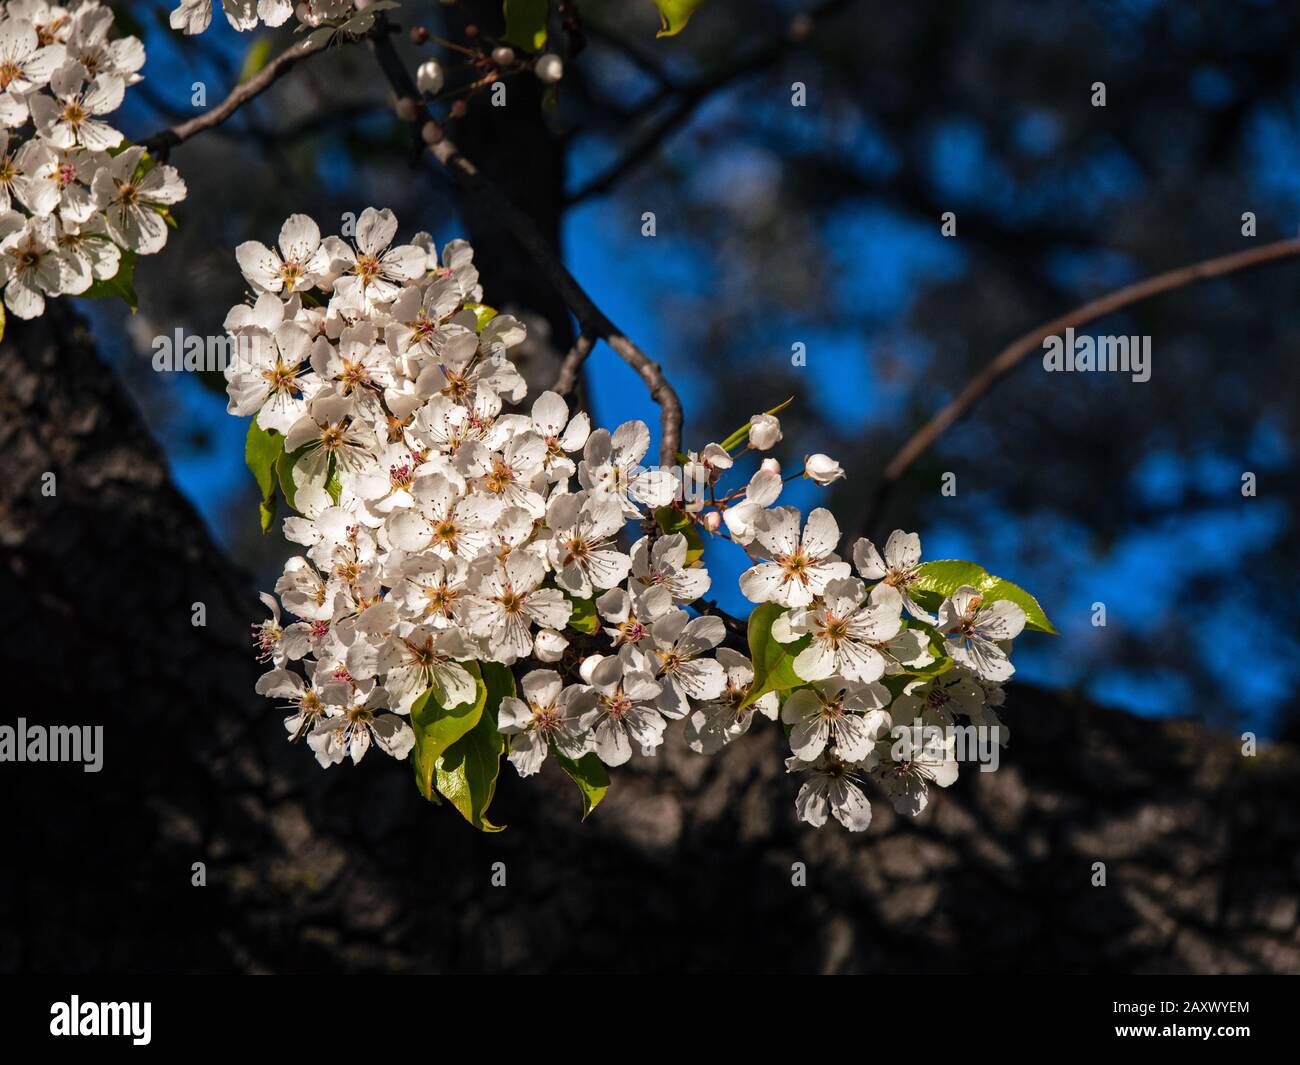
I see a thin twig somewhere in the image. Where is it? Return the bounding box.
[368,20,684,465]
[567,0,854,205]
[861,236,1300,537]
[142,32,338,156]
[554,333,595,396]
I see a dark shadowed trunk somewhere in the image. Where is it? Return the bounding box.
[444,0,575,396]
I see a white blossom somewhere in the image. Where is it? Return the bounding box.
[228,208,1036,831]
[739,506,850,607]
[938,586,1026,682]
[497,670,593,776]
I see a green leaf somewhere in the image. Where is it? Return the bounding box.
[463,301,497,331]
[244,420,284,534]
[80,249,138,312]
[502,0,548,51]
[409,664,487,802]
[718,395,794,452]
[653,0,706,37]
[325,461,343,506]
[739,602,811,709]
[566,593,599,635]
[653,506,705,566]
[553,750,609,820]
[239,36,274,83]
[276,445,307,512]
[910,560,1057,635]
[435,661,514,831]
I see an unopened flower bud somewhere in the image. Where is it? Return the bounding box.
[491,46,516,66]
[410,26,430,45]
[703,511,722,533]
[760,457,781,476]
[805,453,845,485]
[416,59,445,96]
[534,628,568,663]
[535,53,564,84]
[748,413,782,450]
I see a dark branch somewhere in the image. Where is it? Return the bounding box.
[567,0,855,205]
[860,236,1300,537]
[368,20,684,465]
[142,32,337,157]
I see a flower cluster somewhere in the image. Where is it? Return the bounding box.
[0,0,185,318]
[169,0,373,35]
[235,207,1040,832]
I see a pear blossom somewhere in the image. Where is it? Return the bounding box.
[775,578,904,683]
[580,421,676,516]
[0,7,185,321]
[739,506,850,608]
[497,670,594,776]
[464,551,572,664]
[546,491,632,597]
[325,206,426,313]
[583,650,666,766]
[595,581,673,648]
[748,412,782,450]
[938,586,1026,682]
[787,753,875,832]
[169,0,315,35]
[781,677,891,762]
[805,453,844,485]
[630,531,711,603]
[683,648,778,754]
[874,723,960,815]
[644,610,727,719]
[721,465,781,545]
[236,213,328,295]
[890,671,987,728]
[0,212,68,317]
[853,529,937,622]
[29,61,123,150]
[306,681,415,767]
[229,209,1040,831]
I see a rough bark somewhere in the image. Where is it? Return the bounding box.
[0,311,1297,974]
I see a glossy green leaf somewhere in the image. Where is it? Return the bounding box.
[80,249,138,312]
[653,0,706,37]
[653,506,705,566]
[325,461,343,506]
[718,395,794,452]
[502,0,548,51]
[244,420,284,533]
[276,444,308,512]
[463,302,498,331]
[739,601,811,709]
[410,664,487,802]
[553,750,609,820]
[910,560,1057,635]
[566,593,599,634]
[435,661,514,831]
